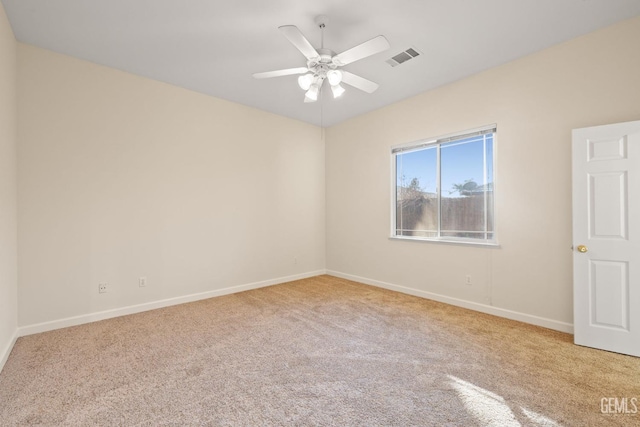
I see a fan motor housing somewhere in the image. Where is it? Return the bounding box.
[308,48,337,70]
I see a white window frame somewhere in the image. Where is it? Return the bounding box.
[390,124,498,246]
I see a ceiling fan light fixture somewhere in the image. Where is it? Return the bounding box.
[327,69,342,86]
[305,83,320,102]
[297,73,313,90]
[331,83,345,98]
[254,20,390,104]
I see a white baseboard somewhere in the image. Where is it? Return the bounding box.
[16,268,572,340]
[0,328,18,373]
[326,270,574,334]
[18,270,326,337]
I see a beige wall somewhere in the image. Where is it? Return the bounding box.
[10,14,640,338]
[17,44,325,328]
[0,2,18,368]
[325,16,640,330]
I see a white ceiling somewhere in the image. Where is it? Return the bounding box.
[3,0,640,127]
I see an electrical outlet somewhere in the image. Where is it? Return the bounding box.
[139,276,147,287]
[99,283,108,293]
[294,257,298,265]
[465,275,472,285]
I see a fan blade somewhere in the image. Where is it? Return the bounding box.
[341,71,379,93]
[279,25,320,61]
[332,35,390,66]
[253,67,309,79]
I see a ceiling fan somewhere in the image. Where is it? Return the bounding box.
[253,16,390,103]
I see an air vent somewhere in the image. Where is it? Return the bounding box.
[386,48,420,67]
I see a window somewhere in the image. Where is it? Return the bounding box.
[392,126,496,244]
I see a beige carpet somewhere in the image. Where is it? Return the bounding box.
[1,275,638,426]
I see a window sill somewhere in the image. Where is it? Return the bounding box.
[389,236,500,248]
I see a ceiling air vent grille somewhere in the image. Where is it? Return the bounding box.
[386,48,420,67]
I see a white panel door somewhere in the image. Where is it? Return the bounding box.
[572,120,640,357]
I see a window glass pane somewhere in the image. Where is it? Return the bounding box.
[396,147,437,237]
[392,128,495,243]
[440,135,493,239]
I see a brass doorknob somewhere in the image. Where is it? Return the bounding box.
[577,245,588,253]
